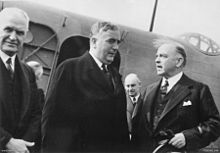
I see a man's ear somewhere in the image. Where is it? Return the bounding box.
[91,37,97,44]
[90,37,97,48]
[138,82,142,87]
[176,56,184,68]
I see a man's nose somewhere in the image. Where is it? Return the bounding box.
[9,31,17,40]
[112,42,119,50]
[128,86,133,91]
[155,57,160,63]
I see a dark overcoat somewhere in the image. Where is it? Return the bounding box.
[0,57,41,150]
[133,74,220,152]
[42,52,129,152]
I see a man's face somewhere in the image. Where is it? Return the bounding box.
[124,76,141,97]
[0,14,27,56]
[93,29,120,65]
[155,44,180,78]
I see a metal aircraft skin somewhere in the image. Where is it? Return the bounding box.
[1,1,220,149]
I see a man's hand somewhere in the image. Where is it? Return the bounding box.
[168,133,186,149]
[6,138,35,153]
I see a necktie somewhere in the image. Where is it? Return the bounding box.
[101,64,114,89]
[102,64,108,73]
[153,80,169,128]
[6,58,14,79]
[132,97,137,106]
[160,79,169,96]
[132,97,136,103]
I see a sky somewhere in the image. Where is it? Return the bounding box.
[26,0,220,45]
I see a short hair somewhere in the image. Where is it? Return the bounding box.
[90,21,120,38]
[124,73,141,85]
[153,38,187,67]
[0,7,30,31]
[176,45,186,67]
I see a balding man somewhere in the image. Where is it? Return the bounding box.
[26,61,43,81]
[133,39,220,152]
[124,73,143,140]
[0,8,41,153]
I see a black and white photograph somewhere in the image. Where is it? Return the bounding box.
[0,0,220,152]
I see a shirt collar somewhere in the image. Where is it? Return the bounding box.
[0,50,16,70]
[130,94,140,104]
[89,51,103,70]
[162,71,183,93]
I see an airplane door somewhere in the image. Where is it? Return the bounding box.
[57,36,90,67]
[56,35,121,69]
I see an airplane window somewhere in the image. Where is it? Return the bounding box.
[179,33,220,56]
[200,40,209,52]
[189,37,199,46]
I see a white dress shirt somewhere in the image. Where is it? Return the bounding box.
[131,94,140,105]
[162,72,183,93]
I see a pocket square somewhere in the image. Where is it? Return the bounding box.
[183,100,192,106]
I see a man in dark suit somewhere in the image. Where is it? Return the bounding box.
[133,39,220,152]
[0,8,41,153]
[124,73,143,140]
[42,21,129,152]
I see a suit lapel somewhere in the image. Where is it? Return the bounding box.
[109,66,122,94]
[0,58,8,102]
[0,57,31,121]
[127,96,134,115]
[16,57,31,119]
[145,81,161,122]
[142,81,161,130]
[0,58,15,120]
[126,96,133,132]
[132,95,141,118]
[157,74,192,127]
[85,53,114,94]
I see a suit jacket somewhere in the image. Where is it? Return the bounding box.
[126,95,143,134]
[42,52,129,152]
[0,57,41,150]
[133,74,220,152]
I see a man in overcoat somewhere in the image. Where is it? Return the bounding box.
[42,21,129,152]
[124,73,143,140]
[133,39,220,152]
[0,8,41,153]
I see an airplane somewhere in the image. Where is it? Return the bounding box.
[1,1,220,150]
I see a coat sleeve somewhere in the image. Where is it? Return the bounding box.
[22,65,42,142]
[182,84,220,150]
[41,61,80,152]
[0,127,12,149]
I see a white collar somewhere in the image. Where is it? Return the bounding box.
[89,51,103,70]
[130,94,140,104]
[0,50,16,71]
[162,72,183,93]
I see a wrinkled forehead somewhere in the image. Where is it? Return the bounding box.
[0,8,29,30]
